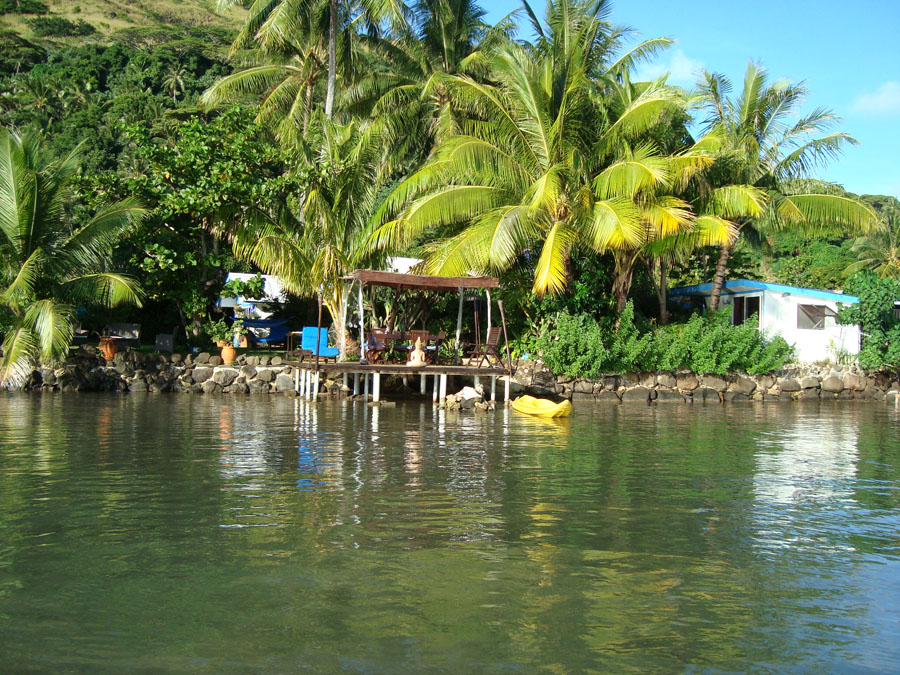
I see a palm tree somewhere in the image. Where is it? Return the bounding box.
[214,0,406,121]
[345,0,514,170]
[218,119,390,358]
[162,64,186,102]
[371,0,689,308]
[0,129,145,383]
[845,203,900,279]
[696,63,879,311]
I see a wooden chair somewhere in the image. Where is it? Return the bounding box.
[425,331,445,364]
[365,328,388,364]
[467,326,503,368]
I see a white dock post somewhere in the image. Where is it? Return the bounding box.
[433,374,439,403]
[364,373,369,400]
[294,368,300,393]
[420,373,427,395]
[505,376,510,402]
[342,373,348,390]
[373,371,381,403]
[491,376,497,402]
[474,375,481,388]
[299,369,307,397]
[313,371,320,400]
[439,373,448,402]
[353,373,360,395]
[306,371,314,400]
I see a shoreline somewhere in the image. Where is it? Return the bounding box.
[7,347,899,405]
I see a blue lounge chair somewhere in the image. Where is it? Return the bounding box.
[300,326,339,361]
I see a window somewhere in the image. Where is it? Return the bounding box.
[732,296,760,326]
[797,304,830,330]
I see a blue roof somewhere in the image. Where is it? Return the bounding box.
[669,279,859,304]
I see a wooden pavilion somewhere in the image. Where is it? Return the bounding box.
[292,269,514,403]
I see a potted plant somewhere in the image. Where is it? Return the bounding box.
[205,318,243,365]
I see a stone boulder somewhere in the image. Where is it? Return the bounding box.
[675,373,699,391]
[701,375,727,392]
[728,376,757,396]
[621,386,651,403]
[201,380,222,394]
[213,369,239,387]
[777,377,801,392]
[256,368,275,383]
[657,372,676,388]
[191,367,213,383]
[275,373,296,392]
[821,376,844,393]
[195,352,211,365]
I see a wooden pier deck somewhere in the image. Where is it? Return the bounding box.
[287,361,511,403]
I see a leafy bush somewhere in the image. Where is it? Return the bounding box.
[28,17,96,37]
[839,271,900,372]
[0,0,48,14]
[533,303,793,377]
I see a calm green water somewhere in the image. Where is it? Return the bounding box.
[1,394,899,673]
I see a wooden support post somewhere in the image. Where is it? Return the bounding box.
[505,376,510,402]
[373,371,381,403]
[294,368,300,393]
[455,287,464,363]
[353,373,360,395]
[364,372,369,400]
[306,371,314,401]
[314,292,322,372]
[486,289,492,333]
[342,373,348,390]
[491,376,496,402]
[439,373,447,402]
[313,371,320,400]
[498,300,514,381]
[357,281,366,364]
[474,375,481,388]
[420,373,427,395]
[298,369,306,397]
[433,374,439,403]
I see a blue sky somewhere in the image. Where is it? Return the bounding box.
[482,0,900,199]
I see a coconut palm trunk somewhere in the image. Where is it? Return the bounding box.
[709,242,732,311]
[325,0,337,119]
[613,254,636,314]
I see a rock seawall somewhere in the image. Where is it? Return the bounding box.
[8,347,900,404]
[510,360,900,404]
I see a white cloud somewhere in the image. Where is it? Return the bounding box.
[852,81,900,115]
[635,49,703,88]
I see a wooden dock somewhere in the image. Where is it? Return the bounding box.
[288,361,510,403]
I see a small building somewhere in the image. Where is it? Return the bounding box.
[669,279,861,363]
[219,272,286,319]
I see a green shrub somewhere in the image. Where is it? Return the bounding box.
[28,17,96,37]
[839,271,900,372]
[533,304,793,377]
[0,0,48,14]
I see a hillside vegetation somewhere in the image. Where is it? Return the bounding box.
[0,0,243,44]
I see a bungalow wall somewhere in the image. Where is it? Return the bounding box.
[717,290,860,363]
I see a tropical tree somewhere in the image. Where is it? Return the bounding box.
[0,129,145,382]
[695,63,879,310]
[845,201,900,279]
[214,0,406,121]
[162,63,186,102]
[346,0,515,170]
[370,0,691,308]
[219,118,390,358]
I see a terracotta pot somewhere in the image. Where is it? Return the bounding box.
[221,345,237,365]
[216,340,227,348]
[98,337,119,361]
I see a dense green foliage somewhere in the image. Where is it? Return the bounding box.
[532,303,793,378]
[838,272,900,372]
[0,130,144,381]
[27,17,95,37]
[0,0,892,376]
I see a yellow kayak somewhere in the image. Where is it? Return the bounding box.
[512,395,573,418]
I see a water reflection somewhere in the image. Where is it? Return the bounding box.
[1,395,899,672]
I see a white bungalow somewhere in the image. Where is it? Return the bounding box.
[669,279,861,363]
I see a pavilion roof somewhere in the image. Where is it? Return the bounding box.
[344,269,499,292]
